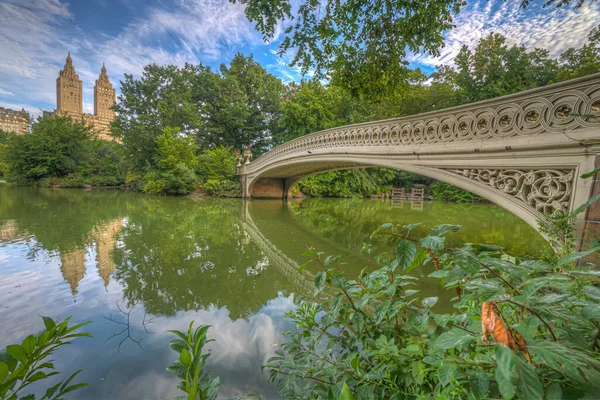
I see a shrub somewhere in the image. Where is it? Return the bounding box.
[431,182,481,202]
[202,179,241,197]
[142,128,200,195]
[196,146,237,182]
[143,165,198,196]
[263,223,600,399]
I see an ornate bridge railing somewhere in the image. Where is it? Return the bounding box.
[242,73,600,174]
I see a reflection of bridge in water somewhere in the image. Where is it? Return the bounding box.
[239,200,316,295]
[239,199,430,295]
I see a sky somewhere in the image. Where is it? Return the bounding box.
[0,0,599,117]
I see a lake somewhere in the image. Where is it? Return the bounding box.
[0,185,552,399]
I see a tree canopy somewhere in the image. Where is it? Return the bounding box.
[232,0,595,98]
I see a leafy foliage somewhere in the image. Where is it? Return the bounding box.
[264,223,600,399]
[1,116,125,187]
[232,0,593,99]
[431,182,481,203]
[0,316,91,400]
[167,322,220,400]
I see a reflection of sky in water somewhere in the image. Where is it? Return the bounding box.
[0,241,295,399]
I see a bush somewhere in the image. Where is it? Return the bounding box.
[141,128,200,195]
[143,164,198,196]
[264,223,600,399]
[431,182,481,202]
[202,179,242,197]
[196,146,237,182]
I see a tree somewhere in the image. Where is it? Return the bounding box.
[195,54,284,154]
[142,127,199,195]
[3,115,93,183]
[113,64,204,172]
[232,0,591,99]
[556,24,600,81]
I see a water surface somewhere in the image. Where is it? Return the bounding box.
[0,185,551,399]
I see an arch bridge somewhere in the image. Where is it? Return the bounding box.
[237,74,600,244]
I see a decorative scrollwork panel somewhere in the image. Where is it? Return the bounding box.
[444,168,575,215]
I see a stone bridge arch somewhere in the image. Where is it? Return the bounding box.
[237,73,600,244]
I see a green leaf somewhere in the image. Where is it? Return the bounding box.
[432,224,461,236]
[565,194,600,218]
[406,249,428,272]
[22,335,36,355]
[0,362,8,384]
[581,167,600,179]
[370,222,394,238]
[437,362,457,387]
[495,344,516,399]
[547,383,562,400]
[453,248,481,274]
[402,222,423,231]
[42,316,56,331]
[180,348,192,368]
[395,240,416,270]
[421,297,438,308]
[428,269,448,278]
[436,329,476,349]
[584,285,600,301]
[6,345,27,363]
[420,235,445,250]
[314,271,326,290]
[338,382,355,400]
[557,246,600,267]
[514,354,543,400]
[470,371,489,400]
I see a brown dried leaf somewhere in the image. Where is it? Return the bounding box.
[493,317,511,347]
[481,302,496,341]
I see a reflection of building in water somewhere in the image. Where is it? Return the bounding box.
[60,250,87,294]
[0,220,22,241]
[58,218,124,294]
[94,219,124,287]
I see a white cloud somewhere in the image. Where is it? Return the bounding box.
[0,88,14,97]
[410,0,600,68]
[96,0,262,77]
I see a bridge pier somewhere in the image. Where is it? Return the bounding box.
[580,155,600,262]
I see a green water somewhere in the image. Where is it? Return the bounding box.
[0,185,551,399]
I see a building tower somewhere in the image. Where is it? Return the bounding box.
[56,52,83,115]
[94,63,116,121]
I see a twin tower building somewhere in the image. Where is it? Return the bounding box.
[56,52,116,140]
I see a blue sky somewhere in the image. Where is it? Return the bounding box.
[0,0,599,117]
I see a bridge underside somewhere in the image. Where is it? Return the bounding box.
[238,74,600,248]
[243,149,599,248]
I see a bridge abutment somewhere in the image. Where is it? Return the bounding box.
[580,155,600,263]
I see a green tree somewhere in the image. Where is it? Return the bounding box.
[195,54,284,154]
[113,64,204,172]
[142,127,199,195]
[556,24,600,81]
[3,115,93,183]
[232,0,590,99]
[0,130,11,177]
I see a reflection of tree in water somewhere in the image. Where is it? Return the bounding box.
[0,186,129,253]
[288,198,551,258]
[112,198,295,320]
